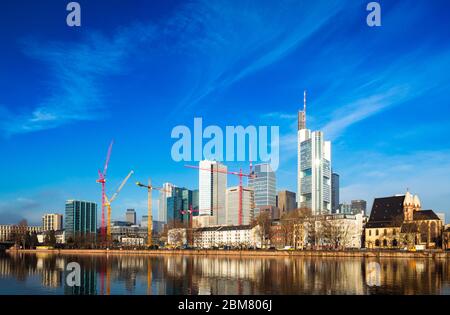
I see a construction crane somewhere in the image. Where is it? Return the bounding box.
[104,170,134,241]
[136,179,169,247]
[96,140,114,241]
[184,164,255,225]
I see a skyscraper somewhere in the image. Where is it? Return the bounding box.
[248,163,276,208]
[331,173,340,213]
[351,200,367,216]
[158,182,174,223]
[226,186,255,225]
[277,190,296,215]
[42,213,63,231]
[126,209,136,225]
[198,160,227,226]
[167,187,194,225]
[64,200,97,238]
[141,215,148,228]
[297,91,332,215]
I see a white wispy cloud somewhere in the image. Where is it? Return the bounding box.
[0,23,157,136]
[166,0,345,114]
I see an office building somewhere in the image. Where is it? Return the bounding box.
[297,91,332,215]
[141,215,148,228]
[42,213,63,231]
[64,200,97,238]
[167,187,194,225]
[351,200,367,216]
[125,209,136,225]
[226,186,255,225]
[198,160,227,226]
[158,182,174,223]
[248,163,276,209]
[339,202,352,214]
[277,190,296,215]
[331,173,340,213]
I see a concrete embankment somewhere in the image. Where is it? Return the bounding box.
[6,248,450,259]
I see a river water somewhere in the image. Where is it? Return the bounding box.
[0,252,449,295]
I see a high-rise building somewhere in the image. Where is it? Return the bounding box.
[167,187,194,225]
[248,163,276,208]
[351,200,367,216]
[64,200,97,238]
[277,190,296,215]
[339,202,352,214]
[158,183,174,223]
[126,209,136,225]
[141,215,148,228]
[226,186,255,225]
[198,160,227,226]
[42,213,63,231]
[297,91,332,215]
[331,173,340,213]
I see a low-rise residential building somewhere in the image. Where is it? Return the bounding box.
[0,225,43,242]
[120,237,145,246]
[192,225,262,249]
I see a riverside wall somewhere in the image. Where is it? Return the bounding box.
[7,248,450,259]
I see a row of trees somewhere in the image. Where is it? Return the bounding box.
[251,208,355,250]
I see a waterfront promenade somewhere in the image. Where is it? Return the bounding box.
[6,248,450,259]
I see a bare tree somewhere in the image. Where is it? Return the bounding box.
[251,211,272,248]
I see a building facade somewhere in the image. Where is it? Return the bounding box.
[226,186,255,225]
[198,160,227,226]
[331,172,340,213]
[0,225,43,242]
[64,200,97,239]
[277,190,296,216]
[351,200,367,216]
[158,182,174,223]
[297,92,332,215]
[365,192,443,249]
[42,214,63,231]
[192,225,262,249]
[125,209,136,225]
[248,163,276,209]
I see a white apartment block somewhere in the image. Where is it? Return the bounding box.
[226,186,255,226]
[193,225,261,249]
[42,213,63,231]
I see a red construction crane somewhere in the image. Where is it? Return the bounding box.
[184,164,255,225]
[96,140,113,241]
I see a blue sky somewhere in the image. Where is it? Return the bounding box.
[1,0,450,225]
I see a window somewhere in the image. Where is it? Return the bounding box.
[384,229,387,236]
[376,229,379,236]
[369,230,372,236]
[393,229,396,236]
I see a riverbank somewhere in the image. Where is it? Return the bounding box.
[6,248,450,259]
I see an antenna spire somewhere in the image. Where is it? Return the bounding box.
[298,90,307,131]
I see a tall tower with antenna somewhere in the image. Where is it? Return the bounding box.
[297,90,332,215]
[298,90,307,131]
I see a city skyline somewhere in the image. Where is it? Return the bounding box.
[1,1,450,225]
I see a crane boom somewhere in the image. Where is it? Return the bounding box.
[103,140,114,177]
[110,170,134,204]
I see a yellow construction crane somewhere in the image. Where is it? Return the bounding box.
[104,170,134,241]
[136,179,168,247]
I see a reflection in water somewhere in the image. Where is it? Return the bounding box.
[0,252,449,295]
